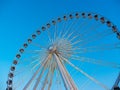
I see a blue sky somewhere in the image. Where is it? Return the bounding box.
[0,0,120,89]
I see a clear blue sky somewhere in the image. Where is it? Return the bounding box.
[0,0,120,89]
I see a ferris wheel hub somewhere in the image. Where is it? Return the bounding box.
[48,45,57,54]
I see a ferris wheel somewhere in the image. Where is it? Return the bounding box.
[6,12,120,90]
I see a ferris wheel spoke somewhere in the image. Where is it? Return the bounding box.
[67,32,78,41]
[65,30,76,41]
[68,32,83,43]
[58,45,72,51]
[67,33,82,46]
[33,54,52,90]
[48,75,53,90]
[16,57,45,76]
[31,42,46,49]
[84,29,112,44]
[81,23,102,36]
[74,29,113,47]
[54,53,78,90]
[53,24,58,42]
[71,39,82,46]
[23,54,51,90]
[46,28,54,43]
[33,68,46,90]
[31,61,42,71]
[54,54,71,90]
[59,50,73,55]
[59,55,78,90]
[14,57,42,76]
[61,21,73,39]
[24,49,47,54]
[76,19,90,34]
[70,56,120,69]
[60,55,110,90]
[56,67,62,90]
[48,64,55,90]
[69,63,87,87]
[61,19,78,39]
[80,79,89,90]
[14,65,31,77]
[86,30,112,42]
[68,32,86,46]
[80,69,98,90]
[46,58,56,90]
[14,71,30,90]
[59,44,72,50]
[81,80,91,90]
[80,23,101,38]
[19,50,48,65]
[30,58,41,65]
[41,67,51,90]
[59,20,67,38]
[48,73,54,90]
[18,54,41,63]
[72,43,120,53]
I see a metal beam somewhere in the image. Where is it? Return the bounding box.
[54,53,78,90]
[112,72,120,90]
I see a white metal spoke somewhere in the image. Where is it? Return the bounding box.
[80,23,101,38]
[70,56,120,69]
[23,54,52,90]
[31,42,46,49]
[76,29,113,46]
[54,53,78,90]
[60,55,110,90]
[53,24,58,42]
[71,42,120,53]
[80,79,91,90]
[58,55,78,90]
[33,54,52,90]
[61,20,76,39]
[46,28,53,43]
[14,74,29,90]
[47,63,55,90]
[59,21,67,38]
[41,68,50,90]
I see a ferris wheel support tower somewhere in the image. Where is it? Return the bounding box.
[112,72,120,90]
